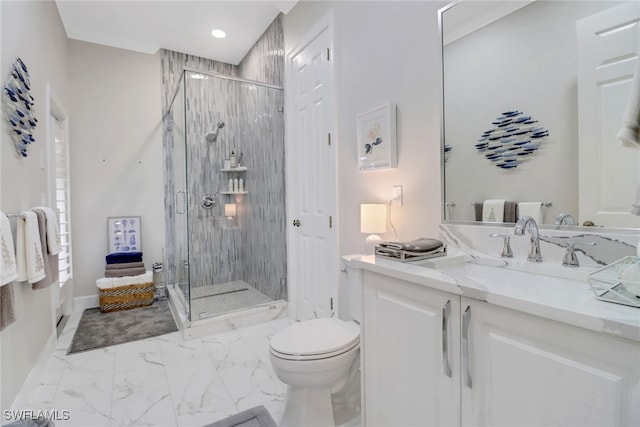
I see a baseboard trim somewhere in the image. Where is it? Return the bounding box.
[74,294,99,311]
[11,332,56,410]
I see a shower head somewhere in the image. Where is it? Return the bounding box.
[205,121,225,143]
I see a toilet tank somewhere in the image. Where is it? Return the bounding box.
[341,257,363,323]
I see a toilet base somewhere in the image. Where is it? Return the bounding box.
[280,386,335,427]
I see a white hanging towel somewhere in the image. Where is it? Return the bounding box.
[617,59,640,147]
[33,206,62,255]
[482,199,505,222]
[518,202,543,224]
[16,211,45,283]
[0,212,18,285]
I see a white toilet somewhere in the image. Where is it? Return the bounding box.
[270,265,362,427]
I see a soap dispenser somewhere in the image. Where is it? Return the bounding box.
[230,150,237,168]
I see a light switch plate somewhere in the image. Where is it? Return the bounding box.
[391,185,403,206]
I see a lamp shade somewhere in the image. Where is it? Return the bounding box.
[224,203,237,218]
[360,204,387,234]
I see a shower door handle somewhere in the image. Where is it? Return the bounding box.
[176,191,186,214]
[292,219,301,227]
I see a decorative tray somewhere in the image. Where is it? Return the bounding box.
[587,256,640,308]
[375,245,447,263]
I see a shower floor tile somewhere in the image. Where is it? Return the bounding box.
[190,281,273,320]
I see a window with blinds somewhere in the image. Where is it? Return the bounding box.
[54,120,72,286]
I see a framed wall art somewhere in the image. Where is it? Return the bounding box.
[107,216,141,253]
[357,103,397,172]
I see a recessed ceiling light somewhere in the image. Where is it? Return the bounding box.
[211,29,226,39]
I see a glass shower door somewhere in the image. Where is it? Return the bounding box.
[167,73,191,320]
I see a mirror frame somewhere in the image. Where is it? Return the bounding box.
[437,0,640,234]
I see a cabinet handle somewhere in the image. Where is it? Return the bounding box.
[462,305,473,389]
[442,300,452,378]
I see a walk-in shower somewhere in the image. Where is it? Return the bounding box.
[164,69,287,328]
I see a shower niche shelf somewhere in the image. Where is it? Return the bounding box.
[222,167,247,194]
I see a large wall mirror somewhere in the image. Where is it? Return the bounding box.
[440,0,640,231]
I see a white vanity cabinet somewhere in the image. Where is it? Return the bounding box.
[360,270,640,427]
[461,298,640,427]
[361,270,461,427]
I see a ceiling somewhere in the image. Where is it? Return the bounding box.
[54,0,298,65]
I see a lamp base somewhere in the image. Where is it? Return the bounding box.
[365,234,382,255]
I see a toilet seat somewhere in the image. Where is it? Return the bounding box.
[270,318,360,361]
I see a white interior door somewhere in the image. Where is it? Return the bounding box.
[577,2,640,228]
[286,17,336,321]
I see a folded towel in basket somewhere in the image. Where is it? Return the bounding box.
[104,266,147,278]
[106,251,143,264]
[105,261,145,270]
[379,238,444,252]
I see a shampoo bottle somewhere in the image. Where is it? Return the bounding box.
[230,151,237,168]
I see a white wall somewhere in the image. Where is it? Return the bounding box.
[283,0,446,258]
[0,0,69,411]
[68,40,165,299]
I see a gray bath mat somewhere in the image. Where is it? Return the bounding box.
[68,300,177,354]
[203,406,277,427]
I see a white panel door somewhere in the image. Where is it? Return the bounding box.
[577,2,640,228]
[287,21,336,320]
[362,271,460,427]
[461,298,640,426]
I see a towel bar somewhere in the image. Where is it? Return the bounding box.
[6,213,26,218]
[469,202,552,207]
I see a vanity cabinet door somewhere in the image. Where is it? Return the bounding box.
[461,298,640,427]
[362,271,460,427]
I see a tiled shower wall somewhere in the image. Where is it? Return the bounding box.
[161,15,287,305]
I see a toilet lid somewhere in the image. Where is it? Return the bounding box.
[270,318,359,358]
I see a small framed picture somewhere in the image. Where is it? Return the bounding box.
[357,103,397,172]
[107,216,141,254]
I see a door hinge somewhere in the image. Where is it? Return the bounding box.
[327,48,330,61]
[330,297,334,310]
[328,133,331,146]
[329,215,333,228]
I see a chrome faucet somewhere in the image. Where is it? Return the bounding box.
[514,216,542,262]
[554,213,576,226]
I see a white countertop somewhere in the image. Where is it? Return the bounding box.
[344,252,640,343]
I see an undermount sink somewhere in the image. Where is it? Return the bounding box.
[436,260,589,296]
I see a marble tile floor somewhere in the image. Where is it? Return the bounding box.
[19,309,291,427]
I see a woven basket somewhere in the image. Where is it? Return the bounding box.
[99,282,154,312]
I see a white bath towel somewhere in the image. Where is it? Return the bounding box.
[518,202,543,224]
[617,59,640,147]
[0,212,18,286]
[482,199,505,222]
[96,271,152,289]
[32,206,61,255]
[16,211,45,283]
